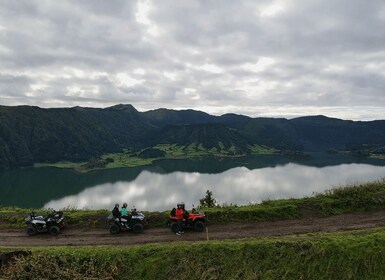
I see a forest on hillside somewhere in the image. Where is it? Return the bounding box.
[1,104,385,170]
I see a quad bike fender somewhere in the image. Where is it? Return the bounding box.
[188,213,206,222]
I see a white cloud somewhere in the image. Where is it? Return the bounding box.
[163,71,177,80]
[66,85,99,98]
[181,88,200,100]
[323,64,346,73]
[136,0,151,25]
[134,68,146,75]
[198,63,224,74]
[43,164,385,210]
[242,57,276,72]
[135,0,160,37]
[114,73,145,87]
[260,1,286,17]
[0,0,384,120]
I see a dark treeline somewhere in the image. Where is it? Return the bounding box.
[1,104,385,170]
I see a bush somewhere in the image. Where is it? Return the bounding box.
[199,190,217,208]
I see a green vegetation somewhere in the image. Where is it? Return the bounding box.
[199,189,217,208]
[2,179,385,229]
[36,143,279,172]
[34,161,87,169]
[2,104,385,171]
[3,228,385,279]
[0,104,151,170]
[0,207,110,229]
[346,143,385,160]
[202,179,385,222]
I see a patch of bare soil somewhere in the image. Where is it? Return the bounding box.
[1,210,385,247]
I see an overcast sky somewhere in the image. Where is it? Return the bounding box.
[1,0,385,120]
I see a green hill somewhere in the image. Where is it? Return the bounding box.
[0,105,152,169]
[153,123,254,154]
[1,104,385,170]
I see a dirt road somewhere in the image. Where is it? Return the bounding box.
[2,210,385,247]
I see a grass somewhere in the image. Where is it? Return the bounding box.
[2,228,385,279]
[200,178,385,222]
[34,144,279,171]
[0,207,110,229]
[34,161,87,168]
[370,154,385,160]
[2,179,385,229]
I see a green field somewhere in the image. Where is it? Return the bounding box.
[34,144,279,172]
[2,228,385,279]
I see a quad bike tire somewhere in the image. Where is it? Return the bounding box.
[26,226,37,236]
[170,222,178,233]
[132,223,144,234]
[48,225,60,236]
[110,224,120,234]
[194,221,205,232]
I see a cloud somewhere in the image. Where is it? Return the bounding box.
[0,0,384,120]
[43,163,385,211]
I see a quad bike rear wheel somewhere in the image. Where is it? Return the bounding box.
[170,222,178,233]
[48,225,60,236]
[110,224,120,234]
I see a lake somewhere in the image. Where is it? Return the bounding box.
[1,154,385,211]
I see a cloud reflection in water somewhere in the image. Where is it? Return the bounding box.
[44,163,385,211]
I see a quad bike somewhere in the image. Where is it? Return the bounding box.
[169,206,206,233]
[25,211,66,236]
[107,208,146,234]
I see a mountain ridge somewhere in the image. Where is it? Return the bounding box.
[0,104,384,170]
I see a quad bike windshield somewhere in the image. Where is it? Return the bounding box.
[25,211,65,223]
[25,214,44,222]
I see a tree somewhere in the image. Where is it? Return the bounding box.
[199,190,216,208]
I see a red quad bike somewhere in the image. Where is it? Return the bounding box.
[169,207,206,233]
[25,211,66,236]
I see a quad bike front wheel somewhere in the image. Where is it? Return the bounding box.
[26,226,37,236]
[194,221,205,232]
[132,223,143,234]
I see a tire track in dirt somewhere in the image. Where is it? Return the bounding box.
[1,210,385,247]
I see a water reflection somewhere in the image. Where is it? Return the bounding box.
[1,154,385,209]
[44,163,385,211]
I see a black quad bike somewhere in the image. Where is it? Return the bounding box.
[25,211,66,236]
[107,208,146,234]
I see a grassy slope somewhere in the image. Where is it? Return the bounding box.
[203,178,385,222]
[2,228,385,279]
[1,179,385,229]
